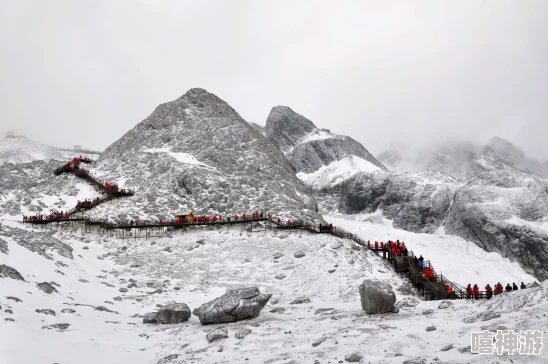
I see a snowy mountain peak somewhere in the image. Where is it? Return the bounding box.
[0,136,66,165]
[96,89,320,221]
[265,105,386,190]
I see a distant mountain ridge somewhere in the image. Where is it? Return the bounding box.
[377,137,548,180]
[0,136,66,165]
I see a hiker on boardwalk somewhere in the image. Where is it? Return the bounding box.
[505,283,512,292]
[466,284,472,299]
[412,255,418,267]
[446,285,452,298]
[418,259,424,271]
[512,282,519,290]
[242,213,247,220]
[473,284,480,299]
[277,217,280,226]
[496,282,503,295]
[485,284,493,299]
[287,219,291,226]
[520,282,526,289]
[418,255,424,263]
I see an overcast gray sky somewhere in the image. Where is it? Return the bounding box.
[1,1,547,159]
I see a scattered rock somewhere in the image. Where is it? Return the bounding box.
[0,264,25,281]
[113,296,122,301]
[294,250,305,258]
[129,278,137,283]
[330,241,342,249]
[5,318,15,322]
[35,309,56,316]
[42,323,70,331]
[95,306,118,314]
[359,279,397,314]
[312,336,328,347]
[315,308,334,314]
[148,289,163,295]
[425,326,436,332]
[275,274,286,280]
[403,359,426,364]
[78,279,89,283]
[119,288,128,293]
[235,328,252,339]
[328,269,336,273]
[101,282,115,288]
[193,286,272,324]
[290,297,310,305]
[156,303,192,324]
[395,298,419,309]
[83,246,89,250]
[163,247,172,252]
[438,301,453,309]
[345,353,363,362]
[440,344,454,352]
[6,296,22,303]
[269,307,285,314]
[174,287,181,291]
[458,346,471,353]
[156,354,179,364]
[127,282,137,289]
[351,244,362,251]
[422,309,435,315]
[37,282,58,294]
[5,309,13,314]
[104,301,114,305]
[61,308,76,314]
[206,326,228,343]
[273,253,284,259]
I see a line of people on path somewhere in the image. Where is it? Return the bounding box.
[23,210,70,222]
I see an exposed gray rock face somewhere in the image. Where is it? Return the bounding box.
[294,250,305,258]
[339,171,458,233]
[206,326,228,343]
[0,238,7,254]
[42,323,70,331]
[0,264,24,281]
[95,88,320,222]
[193,286,272,324]
[445,169,548,280]
[0,228,73,260]
[265,105,386,189]
[37,282,58,294]
[359,279,397,314]
[156,303,191,324]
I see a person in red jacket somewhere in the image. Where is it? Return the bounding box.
[466,284,472,299]
[485,284,493,299]
[242,213,247,220]
[473,284,480,299]
[496,282,503,295]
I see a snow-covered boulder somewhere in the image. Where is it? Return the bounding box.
[193,287,272,324]
[359,279,397,314]
[0,264,24,281]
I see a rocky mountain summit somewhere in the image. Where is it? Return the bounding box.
[264,106,386,189]
[93,88,320,221]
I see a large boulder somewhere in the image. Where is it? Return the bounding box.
[359,279,397,314]
[193,287,272,324]
[156,303,191,324]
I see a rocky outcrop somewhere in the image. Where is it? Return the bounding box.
[156,303,192,324]
[339,171,458,233]
[0,238,7,254]
[0,264,24,281]
[444,169,548,280]
[193,286,271,324]
[37,282,58,294]
[359,279,397,314]
[206,326,228,343]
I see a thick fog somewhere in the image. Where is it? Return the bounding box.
[1,1,547,159]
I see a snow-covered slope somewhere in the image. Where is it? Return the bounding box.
[1,218,544,364]
[264,106,386,189]
[0,137,66,165]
